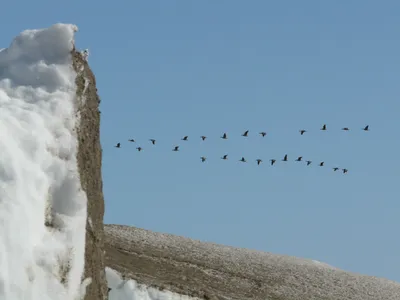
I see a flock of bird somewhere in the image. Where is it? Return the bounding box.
[114,124,371,174]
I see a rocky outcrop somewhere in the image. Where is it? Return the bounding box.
[72,50,108,300]
[104,224,400,300]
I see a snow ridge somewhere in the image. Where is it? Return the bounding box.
[0,24,87,300]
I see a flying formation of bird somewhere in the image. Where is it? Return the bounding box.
[112,124,369,173]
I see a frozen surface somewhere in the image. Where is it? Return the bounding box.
[0,24,88,300]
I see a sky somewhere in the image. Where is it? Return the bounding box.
[1,0,399,282]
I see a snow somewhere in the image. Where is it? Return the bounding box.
[106,267,200,300]
[0,24,88,300]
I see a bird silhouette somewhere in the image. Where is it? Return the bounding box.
[115,143,121,148]
[282,154,288,161]
[182,136,188,141]
[306,160,312,166]
[270,159,276,166]
[342,168,348,174]
[200,136,207,141]
[259,132,267,137]
[242,130,249,137]
[295,156,302,161]
[200,156,206,162]
[128,139,135,142]
[221,133,228,139]
[363,125,369,131]
[136,147,142,152]
[299,130,307,135]
[239,157,246,163]
[320,124,327,131]
[319,162,324,166]
[149,139,156,145]
[221,154,228,160]
[256,159,262,165]
[342,127,349,131]
[333,167,339,171]
[172,146,179,151]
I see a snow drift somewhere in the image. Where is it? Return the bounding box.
[0,24,88,299]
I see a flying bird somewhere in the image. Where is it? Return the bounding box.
[172,146,179,151]
[320,124,327,131]
[295,156,302,161]
[115,143,121,148]
[306,160,312,166]
[200,156,206,162]
[242,130,249,137]
[342,127,349,131]
[342,168,348,174]
[363,125,369,131]
[259,132,267,137]
[149,139,156,145]
[270,159,276,165]
[221,154,228,160]
[256,159,262,165]
[319,162,324,166]
[182,136,188,141]
[136,147,142,152]
[239,157,247,163]
[282,154,288,161]
[333,167,339,171]
[299,129,307,135]
[128,139,135,142]
[200,135,207,141]
[221,133,228,139]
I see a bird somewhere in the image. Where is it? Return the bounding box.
[306,160,312,166]
[342,168,348,174]
[200,135,207,141]
[136,147,142,152]
[242,130,249,137]
[239,157,246,163]
[320,124,327,131]
[128,139,135,142]
[221,133,228,139]
[172,146,179,151]
[363,125,369,131]
[295,156,303,161]
[256,159,263,165]
[282,154,288,161]
[115,143,121,148]
[259,132,267,137]
[299,129,307,135]
[333,167,339,171]
[221,154,228,160]
[182,136,188,141]
[319,162,324,166]
[270,159,276,166]
[342,127,349,131]
[149,139,156,145]
[200,156,206,162]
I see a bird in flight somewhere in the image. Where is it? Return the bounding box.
[200,136,207,141]
[149,139,156,145]
[221,133,228,139]
[172,146,179,151]
[342,127,349,131]
[128,139,135,142]
[342,168,348,174]
[115,143,121,148]
[363,125,369,131]
[182,136,188,141]
[200,156,206,162]
[306,160,312,166]
[270,159,276,165]
[256,159,262,165]
[319,162,324,166]
[299,129,307,135]
[320,124,327,131]
[333,167,339,171]
[242,130,249,137]
[239,157,247,163]
[221,154,228,160]
[259,132,267,137]
[282,154,288,162]
[136,147,142,152]
[295,156,302,161]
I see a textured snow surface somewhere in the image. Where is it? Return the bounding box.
[106,267,199,300]
[0,24,88,300]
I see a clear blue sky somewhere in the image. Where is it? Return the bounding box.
[2,0,399,282]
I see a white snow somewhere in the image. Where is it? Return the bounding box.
[0,24,88,300]
[106,267,200,300]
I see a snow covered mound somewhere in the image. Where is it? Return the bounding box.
[0,24,88,300]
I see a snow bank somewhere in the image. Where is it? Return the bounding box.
[106,267,199,300]
[0,24,88,299]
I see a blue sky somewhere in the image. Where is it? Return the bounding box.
[2,0,400,282]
